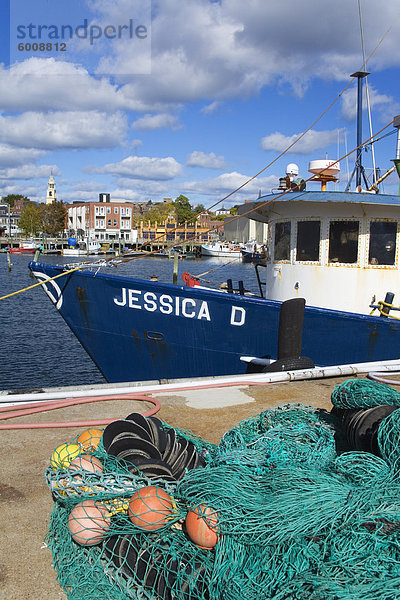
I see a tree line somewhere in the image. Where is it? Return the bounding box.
[141,195,237,225]
[2,194,67,237]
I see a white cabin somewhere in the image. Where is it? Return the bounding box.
[63,240,101,256]
[241,190,400,315]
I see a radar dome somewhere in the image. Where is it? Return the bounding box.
[308,159,340,177]
[286,163,299,176]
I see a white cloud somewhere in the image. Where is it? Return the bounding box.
[3,3,400,117]
[0,144,46,167]
[0,164,61,180]
[183,171,279,201]
[86,155,183,180]
[261,129,340,155]
[341,84,394,121]
[201,101,221,115]
[60,190,102,203]
[68,182,106,192]
[131,113,181,131]
[0,59,142,112]
[96,0,400,109]
[107,188,143,202]
[0,111,128,150]
[187,151,226,169]
[114,178,173,197]
[0,182,44,202]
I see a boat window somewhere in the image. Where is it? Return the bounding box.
[328,221,359,264]
[296,221,320,261]
[369,221,397,265]
[274,221,291,261]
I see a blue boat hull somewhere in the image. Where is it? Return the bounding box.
[29,261,400,383]
[241,250,266,265]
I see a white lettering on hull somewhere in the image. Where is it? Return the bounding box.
[113,287,244,325]
[230,306,246,326]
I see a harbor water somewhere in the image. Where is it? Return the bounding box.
[0,253,260,391]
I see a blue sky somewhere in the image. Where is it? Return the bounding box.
[1,0,400,208]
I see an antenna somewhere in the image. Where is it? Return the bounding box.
[358,0,377,186]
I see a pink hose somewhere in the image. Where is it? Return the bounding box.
[0,379,268,430]
[0,392,161,430]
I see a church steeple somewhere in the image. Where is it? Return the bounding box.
[46,174,56,205]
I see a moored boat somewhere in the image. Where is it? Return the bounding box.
[62,239,101,256]
[241,240,267,265]
[201,241,243,257]
[8,241,40,254]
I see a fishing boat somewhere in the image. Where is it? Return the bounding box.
[62,239,101,256]
[8,241,39,254]
[201,241,243,257]
[28,100,400,384]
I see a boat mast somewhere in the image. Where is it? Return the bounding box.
[345,71,369,191]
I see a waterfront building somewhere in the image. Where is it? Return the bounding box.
[0,202,24,237]
[66,194,137,243]
[215,206,230,216]
[0,203,10,236]
[223,200,268,244]
[136,216,215,244]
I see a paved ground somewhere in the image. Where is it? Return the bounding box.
[0,374,354,600]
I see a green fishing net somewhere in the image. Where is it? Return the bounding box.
[45,385,400,600]
[331,377,400,409]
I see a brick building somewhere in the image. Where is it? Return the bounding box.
[66,194,138,243]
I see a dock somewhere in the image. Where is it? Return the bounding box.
[1,362,399,599]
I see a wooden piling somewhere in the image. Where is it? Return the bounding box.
[173,251,179,284]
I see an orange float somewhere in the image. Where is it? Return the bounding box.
[68,499,110,546]
[128,486,175,531]
[185,504,219,549]
[77,428,103,451]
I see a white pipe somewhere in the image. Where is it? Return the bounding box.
[2,359,400,405]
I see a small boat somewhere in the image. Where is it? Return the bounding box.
[9,241,39,255]
[62,240,101,256]
[201,241,243,257]
[241,241,267,265]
